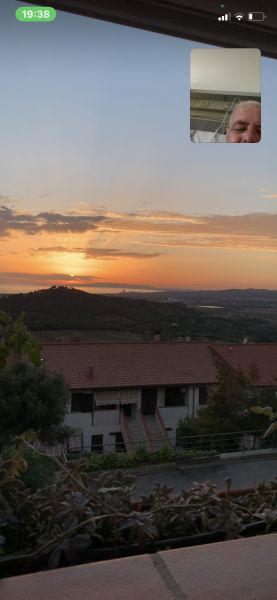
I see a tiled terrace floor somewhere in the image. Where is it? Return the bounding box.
[1,533,277,600]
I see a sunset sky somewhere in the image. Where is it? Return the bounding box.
[1,1,277,293]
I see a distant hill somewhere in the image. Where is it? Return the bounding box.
[1,286,277,343]
[118,288,277,309]
[0,286,195,334]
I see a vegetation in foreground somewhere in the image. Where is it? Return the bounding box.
[1,310,277,578]
[1,441,277,579]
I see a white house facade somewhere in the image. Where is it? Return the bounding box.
[63,384,208,452]
[41,340,277,454]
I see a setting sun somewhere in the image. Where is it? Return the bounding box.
[46,251,90,277]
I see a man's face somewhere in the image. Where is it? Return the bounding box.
[226,103,261,143]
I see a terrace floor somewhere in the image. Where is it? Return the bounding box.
[2,532,277,600]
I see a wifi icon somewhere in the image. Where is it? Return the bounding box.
[235,13,244,21]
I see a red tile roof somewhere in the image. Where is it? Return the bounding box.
[214,343,277,386]
[41,341,277,390]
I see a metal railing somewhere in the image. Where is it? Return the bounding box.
[63,428,274,457]
[176,429,273,454]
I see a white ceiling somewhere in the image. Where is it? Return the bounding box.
[190,48,261,95]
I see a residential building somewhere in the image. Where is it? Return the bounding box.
[41,341,277,453]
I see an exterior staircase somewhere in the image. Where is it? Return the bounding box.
[143,415,169,450]
[121,415,150,452]
[121,411,169,453]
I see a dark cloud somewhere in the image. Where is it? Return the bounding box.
[0,206,36,236]
[84,248,160,260]
[0,206,107,236]
[31,246,83,255]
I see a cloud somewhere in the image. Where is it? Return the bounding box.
[0,206,106,237]
[105,212,277,252]
[0,272,96,283]
[2,205,277,253]
[0,272,160,291]
[32,246,160,260]
[142,234,277,252]
[0,272,100,287]
[84,248,160,260]
[31,246,83,255]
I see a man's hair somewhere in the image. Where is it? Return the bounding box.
[228,100,261,127]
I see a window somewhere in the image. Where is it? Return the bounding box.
[110,432,126,452]
[91,434,103,453]
[199,386,208,406]
[71,392,93,412]
[165,387,187,407]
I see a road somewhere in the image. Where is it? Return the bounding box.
[133,455,277,497]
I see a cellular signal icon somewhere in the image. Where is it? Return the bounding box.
[218,13,230,21]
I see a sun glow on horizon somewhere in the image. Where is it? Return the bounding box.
[46,251,99,277]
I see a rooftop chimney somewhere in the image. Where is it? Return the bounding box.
[242,337,248,344]
[185,335,191,342]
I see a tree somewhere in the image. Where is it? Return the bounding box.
[0,311,41,368]
[176,417,199,449]
[196,350,277,435]
[251,406,277,440]
[0,361,69,448]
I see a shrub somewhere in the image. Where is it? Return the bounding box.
[1,445,57,491]
[1,445,277,578]
[87,444,204,471]
[20,448,57,491]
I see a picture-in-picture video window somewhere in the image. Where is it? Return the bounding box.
[190,48,261,143]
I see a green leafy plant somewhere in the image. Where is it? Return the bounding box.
[251,406,277,438]
[87,445,203,472]
[196,350,277,435]
[0,311,41,368]
[1,439,277,579]
[0,362,69,449]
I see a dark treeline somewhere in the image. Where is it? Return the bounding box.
[1,286,277,342]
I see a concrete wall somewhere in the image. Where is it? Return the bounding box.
[159,406,189,444]
[91,425,122,453]
[65,411,92,449]
[93,409,120,427]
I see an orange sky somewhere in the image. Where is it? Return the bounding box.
[2,205,277,292]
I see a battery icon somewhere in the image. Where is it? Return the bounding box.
[248,12,266,21]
